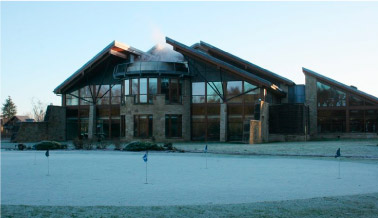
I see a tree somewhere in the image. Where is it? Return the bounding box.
[2,96,17,120]
[31,98,46,122]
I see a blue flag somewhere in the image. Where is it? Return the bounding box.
[143,151,148,162]
[45,149,49,157]
[204,145,207,153]
[335,148,341,158]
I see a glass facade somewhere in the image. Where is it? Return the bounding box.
[165,115,182,138]
[317,80,378,133]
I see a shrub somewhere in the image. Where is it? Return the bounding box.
[73,138,84,149]
[18,144,26,150]
[124,141,164,151]
[163,142,173,150]
[34,141,66,150]
[113,139,122,150]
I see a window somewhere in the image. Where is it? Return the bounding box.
[192,82,206,103]
[165,115,182,138]
[161,78,182,104]
[125,79,130,95]
[97,85,110,105]
[134,115,153,138]
[317,82,346,107]
[111,84,121,104]
[66,90,79,106]
[80,86,92,105]
[318,110,346,133]
[227,81,243,103]
[130,78,158,104]
[207,82,223,103]
[149,78,157,103]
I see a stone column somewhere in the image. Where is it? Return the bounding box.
[305,75,317,136]
[260,101,269,142]
[220,103,227,142]
[88,103,96,140]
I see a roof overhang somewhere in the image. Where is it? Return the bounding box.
[199,41,295,86]
[166,37,286,97]
[303,67,378,104]
[54,41,145,94]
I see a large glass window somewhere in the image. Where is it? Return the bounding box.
[317,82,346,107]
[66,90,79,106]
[165,115,182,138]
[111,84,121,104]
[318,110,346,133]
[349,110,364,132]
[192,82,206,103]
[365,110,378,133]
[349,94,364,106]
[139,78,148,103]
[125,79,130,95]
[130,78,158,104]
[227,81,243,103]
[161,78,182,104]
[134,115,153,138]
[80,86,92,105]
[97,85,110,105]
[207,82,223,103]
[149,78,157,103]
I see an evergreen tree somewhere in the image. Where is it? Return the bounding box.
[2,96,17,120]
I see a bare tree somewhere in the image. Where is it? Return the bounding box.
[31,98,47,122]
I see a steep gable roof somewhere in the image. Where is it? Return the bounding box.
[166,37,285,96]
[303,67,378,104]
[198,41,295,86]
[54,41,145,94]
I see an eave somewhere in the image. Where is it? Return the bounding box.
[199,41,295,86]
[54,41,144,94]
[303,67,378,104]
[166,37,286,97]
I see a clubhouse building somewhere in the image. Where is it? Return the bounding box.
[49,37,378,143]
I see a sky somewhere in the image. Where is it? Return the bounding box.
[1,1,378,115]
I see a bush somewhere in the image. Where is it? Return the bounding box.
[34,141,66,150]
[18,144,26,150]
[124,141,164,151]
[73,138,84,149]
[163,142,173,150]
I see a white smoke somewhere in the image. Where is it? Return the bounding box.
[139,27,184,62]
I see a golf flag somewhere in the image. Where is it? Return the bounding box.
[335,148,341,158]
[143,151,148,162]
[45,149,50,157]
[204,145,207,153]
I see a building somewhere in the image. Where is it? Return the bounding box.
[52,37,378,143]
[3,116,34,140]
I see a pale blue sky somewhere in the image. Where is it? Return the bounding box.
[2,1,378,115]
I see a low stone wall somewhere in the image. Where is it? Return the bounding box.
[14,122,48,142]
[268,134,309,142]
[13,106,66,142]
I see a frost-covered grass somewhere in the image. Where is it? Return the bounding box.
[174,139,378,158]
[2,193,378,218]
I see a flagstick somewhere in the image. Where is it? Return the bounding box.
[338,157,341,179]
[205,147,208,169]
[47,156,50,176]
[145,161,148,184]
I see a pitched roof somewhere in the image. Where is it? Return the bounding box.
[303,67,378,104]
[198,41,295,86]
[166,37,286,96]
[54,41,145,94]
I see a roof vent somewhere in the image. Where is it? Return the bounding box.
[350,85,358,90]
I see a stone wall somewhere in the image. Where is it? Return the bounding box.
[14,106,66,142]
[121,79,191,142]
[249,101,269,144]
[305,74,317,136]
